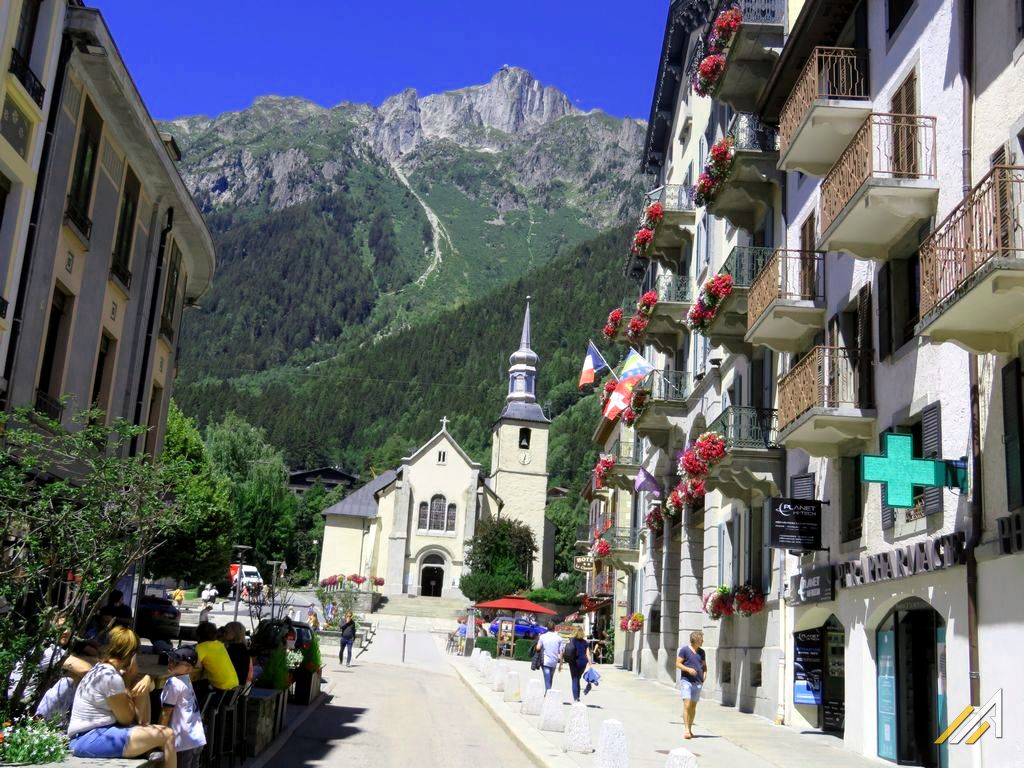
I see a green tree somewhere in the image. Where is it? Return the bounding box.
[147,401,233,584]
[288,482,344,585]
[459,518,537,601]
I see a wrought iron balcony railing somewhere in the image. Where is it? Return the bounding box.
[919,165,1024,317]
[777,347,873,431]
[601,527,643,550]
[649,370,690,402]
[714,0,786,25]
[720,245,775,288]
[728,112,779,152]
[656,273,692,303]
[64,196,93,241]
[778,47,870,156]
[685,37,707,88]
[35,390,62,421]
[593,572,615,595]
[747,249,825,330]
[707,405,778,449]
[644,185,696,216]
[610,437,644,466]
[819,113,938,236]
[9,48,45,108]
[110,257,132,290]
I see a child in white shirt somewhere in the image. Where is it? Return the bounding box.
[159,646,206,768]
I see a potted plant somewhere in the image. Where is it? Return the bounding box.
[733,583,766,617]
[703,586,735,620]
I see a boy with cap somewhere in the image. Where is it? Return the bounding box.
[159,647,206,768]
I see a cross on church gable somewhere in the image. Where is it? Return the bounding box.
[440,416,450,431]
[861,433,947,508]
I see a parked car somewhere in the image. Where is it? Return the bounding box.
[135,595,180,641]
[250,619,314,659]
[488,617,547,639]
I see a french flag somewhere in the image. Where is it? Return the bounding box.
[578,341,610,390]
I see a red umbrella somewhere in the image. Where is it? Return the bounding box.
[474,595,557,615]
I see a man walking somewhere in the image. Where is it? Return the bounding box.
[676,630,706,739]
[339,611,357,667]
[535,620,564,692]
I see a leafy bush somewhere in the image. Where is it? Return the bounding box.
[302,631,322,672]
[459,570,528,603]
[0,717,68,763]
[474,637,534,662]
[256,647,290,690]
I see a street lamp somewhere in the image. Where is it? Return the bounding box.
[231,544,253,623]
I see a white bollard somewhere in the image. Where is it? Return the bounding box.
[538,688,566,732]
[594,719,629,768]
[479,652,493,677]
[665,746,698,768]
[562,702,594,753]
[492,661,509,692]
[471,647,481,664]
[503,670,521,702]
[521,679,545,715]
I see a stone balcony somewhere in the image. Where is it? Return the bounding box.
[704,405,783,499]
[776,346,876,457]
[918,165,1024,354]
[818,113,939,261]
[777,47,872,175]
[745,248,826,352]
[705,245,775,353]
[602,437,644,491]
[707,0,787,113]
[707,113,781,232]
[633,369,691,434]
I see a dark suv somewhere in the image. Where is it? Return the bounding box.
[135,595,181,641]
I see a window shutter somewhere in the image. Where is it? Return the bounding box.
[717,524,725,586]
[922,403,943,516]
[879,429,895,528]
[1003,359,1024,510]
[791,472,815,499]
[877,264,892,361]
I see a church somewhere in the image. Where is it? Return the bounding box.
[318,301,553,598]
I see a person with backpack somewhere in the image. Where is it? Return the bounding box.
[563,627,593,702]
[534,620,564,692]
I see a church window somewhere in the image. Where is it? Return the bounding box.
[418,502,429,530]
[519,428,531,449]
[446,503,457,532]
[429,494,447,531]
[437,450,447,464]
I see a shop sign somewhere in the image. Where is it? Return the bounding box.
[793,628,823,705]
[861,433,967,508]
[574,555,595,572]
[769,497,822,551]
[789,565,834,605]
[996,509,1024,555]
[833,532,968,589]
[823,699,845,732]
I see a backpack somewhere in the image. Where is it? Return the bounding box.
[563,640,578,666]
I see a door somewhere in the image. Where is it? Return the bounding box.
[420,554,445,597]
[891,72,919,178]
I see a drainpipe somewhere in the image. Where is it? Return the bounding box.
[962,0,982,710]
[130,207,172,456]
[1,36,73,403]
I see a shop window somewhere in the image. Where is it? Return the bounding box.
[1002,359,1024,510]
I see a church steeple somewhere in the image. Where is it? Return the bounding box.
[499,297,548,423]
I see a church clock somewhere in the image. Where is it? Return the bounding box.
[519,451,531,465]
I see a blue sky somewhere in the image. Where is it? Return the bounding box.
[91,1,668,121]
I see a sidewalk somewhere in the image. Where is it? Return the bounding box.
[451,656,882,768]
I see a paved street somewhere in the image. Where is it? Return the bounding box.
[259,655,531,767]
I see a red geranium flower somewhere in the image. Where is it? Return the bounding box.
[645,201,664,225]
[608,307,624,324]
[680,448,708,478]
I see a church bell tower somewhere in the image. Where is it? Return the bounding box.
[490,297,551,587]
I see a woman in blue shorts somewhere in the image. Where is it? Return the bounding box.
[675,630,706,739]
[67,625,178,767]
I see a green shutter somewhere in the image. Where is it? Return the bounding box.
[1003,359,1024,510]
[922,403,943,516]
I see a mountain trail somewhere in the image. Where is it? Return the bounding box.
[387,161,457,286]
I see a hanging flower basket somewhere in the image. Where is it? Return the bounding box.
[692,136,735,207]
[599,379,617,410]
[703,586,735,620]
[693,54,727,97]
[626,314,650,343]
[593,538,611,558]
[679,447,709,479]
[645,506,664,533]
[621,388,650,426]
[733,583,766,617]
[632,227,655,255]
[619,615,629,632]
[682,478,706,505]
[637,290,659,315]
[602,307,625,339]
[695,431,727,465]
[708,7,743,54]
[665,485,685,518]
[593,456,616,489]
[627,612,645,632]
[644,200,665,226]
[687,273,735,333]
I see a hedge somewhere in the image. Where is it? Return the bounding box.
[474,636,534,662]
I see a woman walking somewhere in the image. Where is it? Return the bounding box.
[563,627,593,702]
[675,630,706,740]
[339,611,357,667]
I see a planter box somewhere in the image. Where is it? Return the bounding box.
[245,687,284,757]
[290,666,321,706]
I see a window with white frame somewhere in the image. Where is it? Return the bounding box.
[418,502,429,530]
[428,495,447,531]
[446,503,457,532]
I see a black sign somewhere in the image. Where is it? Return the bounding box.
[789,565,834,605]
[769,497,822,551]
[793,627,822,705]
[823,699,845,732]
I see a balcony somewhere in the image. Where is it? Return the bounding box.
[709,0,787,113]
[776,346,876,457]
[777,47,871,175]
[64,196,93,244]
[918,166,1024,354]
[9,48,45,108]
[705,405,783,499]
[818,114,939,261]
[704,245,775,352]
[602,437,644,491]
[110,257,132,291]
[592,572,615,596]
[647,185,697,250]
[745,248,825,352]
[633,370,691,433]
[707,113,780,232]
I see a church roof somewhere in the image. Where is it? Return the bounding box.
[322,470,398,519]
[401,420,481,469]
[498,401,550,424]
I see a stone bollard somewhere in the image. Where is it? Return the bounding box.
[492,662,509,692]
[594,719,628,768]
[471,647,481,665]
[479,652,492,677]
[562,702,594,753]
[521,679,545,715]
[538,688,567,732]
[503,670,521,702]
[665,747,698,768]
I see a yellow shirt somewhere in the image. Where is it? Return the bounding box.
[197,640,239,690]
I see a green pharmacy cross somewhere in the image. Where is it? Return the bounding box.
[861,433,967,508]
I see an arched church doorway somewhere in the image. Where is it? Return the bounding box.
[876,598,946,767]
[420,554,445,597]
